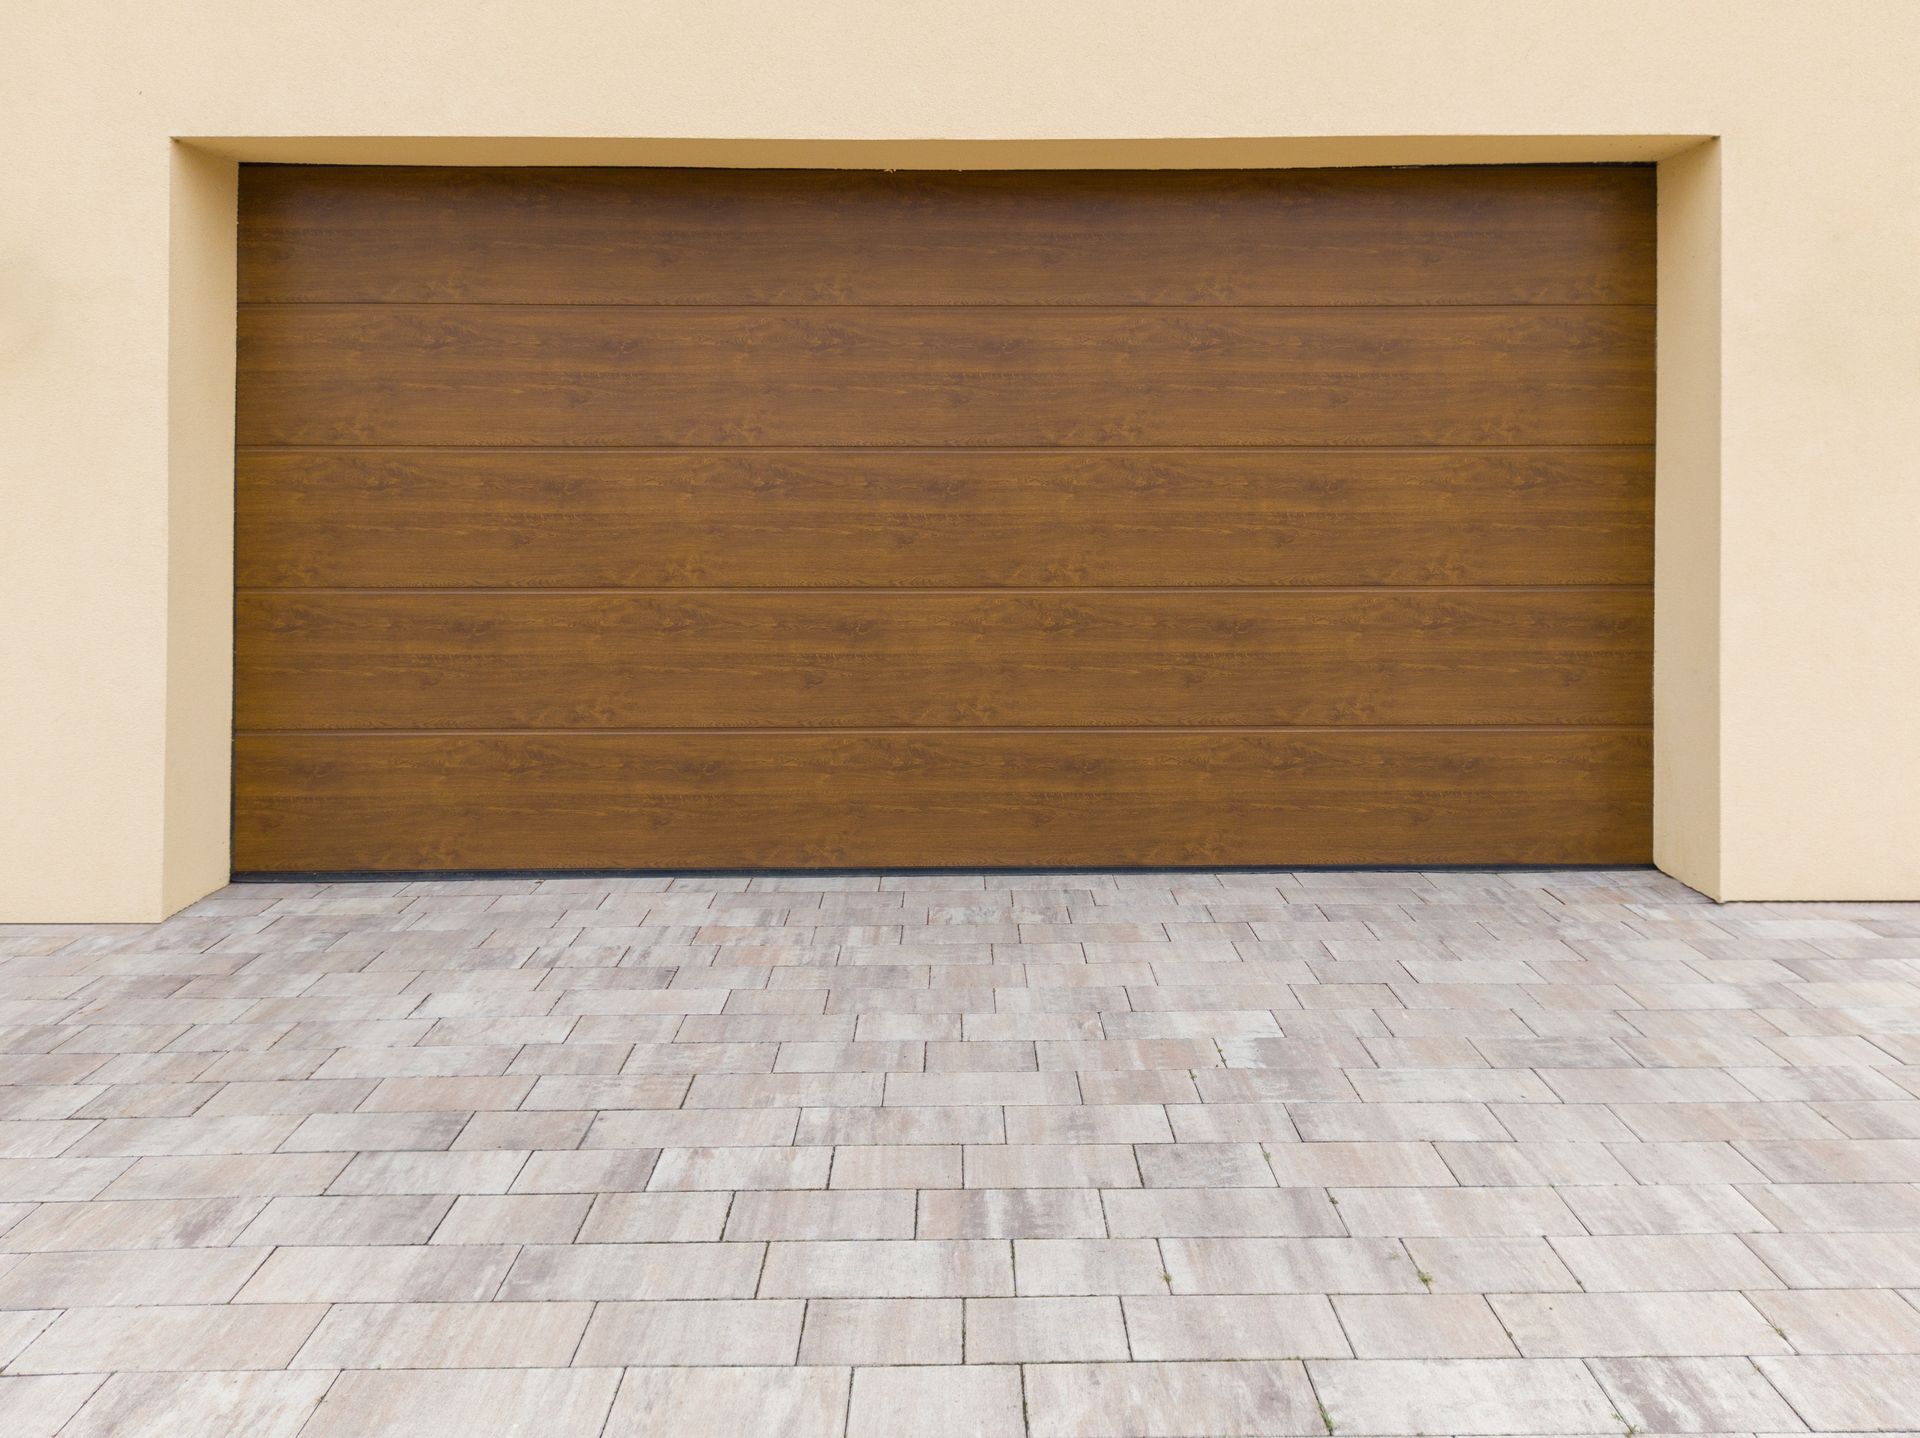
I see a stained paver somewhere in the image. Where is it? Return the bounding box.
[3,868,1919,1433]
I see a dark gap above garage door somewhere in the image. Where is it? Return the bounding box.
[233,165,1654,872]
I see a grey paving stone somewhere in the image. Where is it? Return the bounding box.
[1493,1291,1791,1357]
[1306,1356,1620,1435]
[1102,1186,1345,1238]
[2,1194,262,1250]
[1333,1293,1518,1357]
[0,1374,107,1436]
[606,1365,848,1438]
[799,1298,962,1365]
[60,1371,335,1438]
[965,1296,1129,1362]
[1163,1235,1429,1294]
[918,1187,1106,1239]
[9,1304,323,1374]
[292,1300,592,1368]
[849,1364,1023,1438]
[0,1247,267,1307]
[234,1193,453,1246]
[1549,1232,1787,1291]
[1590,1355,1807,1432]
[1755,1353,1920,1430]
[430,1192,591,1244]
[760,1239,1013,1298]
[1025,1359,1321,1436]
[1750,1286,1920,1352]
[496,1241,763,1300]
[1123,1294,1351,1359]
[300,1368,620,1438]
[233,1244,514,1304]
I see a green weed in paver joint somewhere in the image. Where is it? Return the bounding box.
[1415,1268,1434,1289]
[1317,1397,1336,1434]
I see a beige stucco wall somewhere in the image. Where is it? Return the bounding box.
[3,0,1917,918]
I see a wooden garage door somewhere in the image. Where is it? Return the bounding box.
[233,165,1654,872]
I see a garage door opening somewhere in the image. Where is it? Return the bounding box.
[232,164,1653,872]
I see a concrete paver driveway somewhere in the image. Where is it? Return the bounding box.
[3,869,1918,1435]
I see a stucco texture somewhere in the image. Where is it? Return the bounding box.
[2,0,1917,917]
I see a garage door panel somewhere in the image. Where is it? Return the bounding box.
[235,449,1652,589]
[239,165,1655,307]
[233,163,1655,872]
[235,590,1653,731]
[232,730,1653,871]
[235,305,1654,448]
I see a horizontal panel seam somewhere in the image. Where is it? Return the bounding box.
[234,585,1654,596]
[235,300,1658,310]
[234,444,1658,455]
[235,724,1655,737]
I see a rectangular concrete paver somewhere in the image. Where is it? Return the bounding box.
[1589,1354,1808,1432]
[60,1371,336,1438]
[1491,1289,1792,1356]
[608,1365,848,1438]
[1749,1285,1920,1352]
[292,1300,593,1368]
[799,1298,962,1365]
[0,1373,107,1437]
[496,1240,763,1300]
[233,1244,512,1304]
[1013,1238,1167,1295]
[1121,1294,1350,1359]
[1332,1293,1519,1357]
[0,1247,267,1307]
[431,1192,590,1244]
[965,1296,1129,1362]
[1754,1351,1920,1430]
[849,1364,1024,1438]
[234,1193,452,1246]
[760,1238,1013,1297]
[1025,1359,1321,1436]
[10,1304,323,1374]
[0,1310,59,1366]
[300,1367,620,1438]
[1306,1356,1621,1435]
[1163,1235,1425,1294]
[572,1299,803,1366]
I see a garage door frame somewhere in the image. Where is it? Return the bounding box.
[159,134,1718,893]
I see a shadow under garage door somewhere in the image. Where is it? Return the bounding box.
[231,164,1654,872]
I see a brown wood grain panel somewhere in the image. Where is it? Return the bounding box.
[235,448,1653,589]
[232,729,1652,871]
[235,590,1652,731]
[231,163,1657,872]
[238,165,1655,306]
[236,304,1654,448]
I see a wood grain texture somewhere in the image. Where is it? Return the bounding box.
[238,165,1656,306]
[233,163,1657,871]
[232,730,1654,871]
[235,590,1652,731]
[236,304,1654,448]
[235,448,1652,589]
